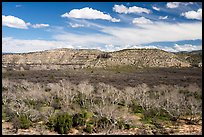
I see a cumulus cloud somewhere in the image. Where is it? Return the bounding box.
[61,7,120,22]
[159,16,168,20]
[69,23,84,28]
[132,17,153,24]
[2,15,50,29]
[181,9,202,20]
[31,24,50,28]
[113,4,151,14]
[2,15,28,29]
[152,6,160,11]
[166,2,180,8]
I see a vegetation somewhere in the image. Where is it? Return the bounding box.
[2,68,202,135]
[12,114,32,132]
[175,51,202,67]
[97,53,111,59]
[47,113,73,134]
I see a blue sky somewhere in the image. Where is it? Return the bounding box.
[2,2,202,53]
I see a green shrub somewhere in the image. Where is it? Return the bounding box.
[12,114,31,130]
[129,101,144,114]
[2,111,7,121]
[96,117,112,129]
[117,120,131,129]
[193,92,202,100]
[72,112,87,127]
[141,108,171,125]
[4,107,16,122]
[84,124,93,133]
[23,99,44,110]
[51,97,62,110]
[117,120,125,129]
[124,123,131,130]
[47,116,56,131]
[47,113,73,134]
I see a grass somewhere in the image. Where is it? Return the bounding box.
[83,65,151,74]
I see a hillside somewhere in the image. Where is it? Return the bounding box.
[174,50,202,67]
[2,48,191,71]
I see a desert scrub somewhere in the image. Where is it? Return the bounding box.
[83,124,93,133]
[129,100,144,114]
[96,117,112,129]
[51,96,62,110]
[2,86,8,92]
[72,111,88,127]
[47,113,73,134]
[24,99,45,110]
[45,87,51,92]
[3,106,16,122]
[12,114,32,130]
[117,120,132,130]
[140,108,171,125]
[2,111,7,121]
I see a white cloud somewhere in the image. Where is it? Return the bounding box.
[111,18,121,22]
[139,44,202,52]
[53,22,201,49]
[2,37,73,53]
[3,22,202,53]
[31,24,50,28]
[166,2,180,8]
[183,2,194,6]
[132,17,153,24]
[105,44,118,51]
[113,4,128,13]
[113,4,151,14]
[152,6,160,11]
[181,9,202,20]
[2,15,50,29]
[167,2,196,9]
[173,44,202,52]
[2,15,28,29]
[128,45,158,49]
[69,23,84,28]
[61,7,120,22]
[159,16,168,20]
[104,44,202,52]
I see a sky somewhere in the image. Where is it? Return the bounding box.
[2,2,202,53]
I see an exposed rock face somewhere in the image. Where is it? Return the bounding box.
[2,48,190,71]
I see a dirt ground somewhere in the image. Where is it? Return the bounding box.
[2,120,202,135]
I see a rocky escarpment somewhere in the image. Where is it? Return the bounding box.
[2,48,191,71]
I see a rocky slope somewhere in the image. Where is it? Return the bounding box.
[2,48,191,71]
